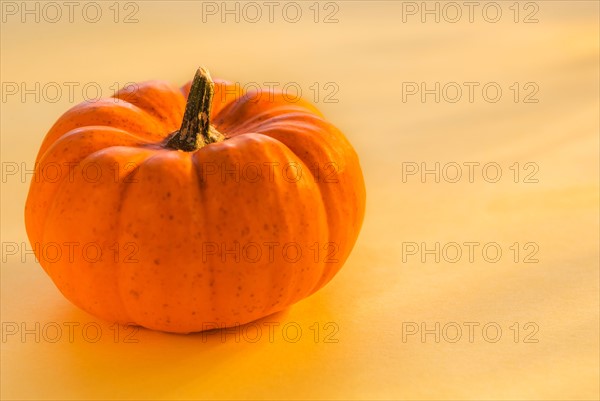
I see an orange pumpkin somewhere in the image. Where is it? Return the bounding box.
[24,68,365,333]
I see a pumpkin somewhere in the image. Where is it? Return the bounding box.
[24,68,365,333]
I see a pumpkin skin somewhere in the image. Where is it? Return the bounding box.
[24,69,365,333]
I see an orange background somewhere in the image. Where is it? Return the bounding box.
[1,1,599,400]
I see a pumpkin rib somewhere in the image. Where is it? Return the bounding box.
[112,80,186,133]
[227,132,331,311]
[95,146,160,324]
[215,110,317,138]
[26,127,150,247]
[190,137,252,325]
[246,122,364,293]
[253,113,350,150]
[190,133,329,324]
[35,125,154,166]
[204,123,350,305]
[183,149,223,331]
[37,100,167,162]
[89,146,157,325]
[120,149,228,332]
[113,148,167,326]
[211,91,323,136]
[226,134,297,318]
[189,151,221,325]
[265,132,334,306]
[37,146,155,323]
[130,151,231,332]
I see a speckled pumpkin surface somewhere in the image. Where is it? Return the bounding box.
[24,68,366,333]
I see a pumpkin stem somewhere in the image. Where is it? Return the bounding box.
[166,67,224,151]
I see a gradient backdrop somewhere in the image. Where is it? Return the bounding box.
[1,1,599,400]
